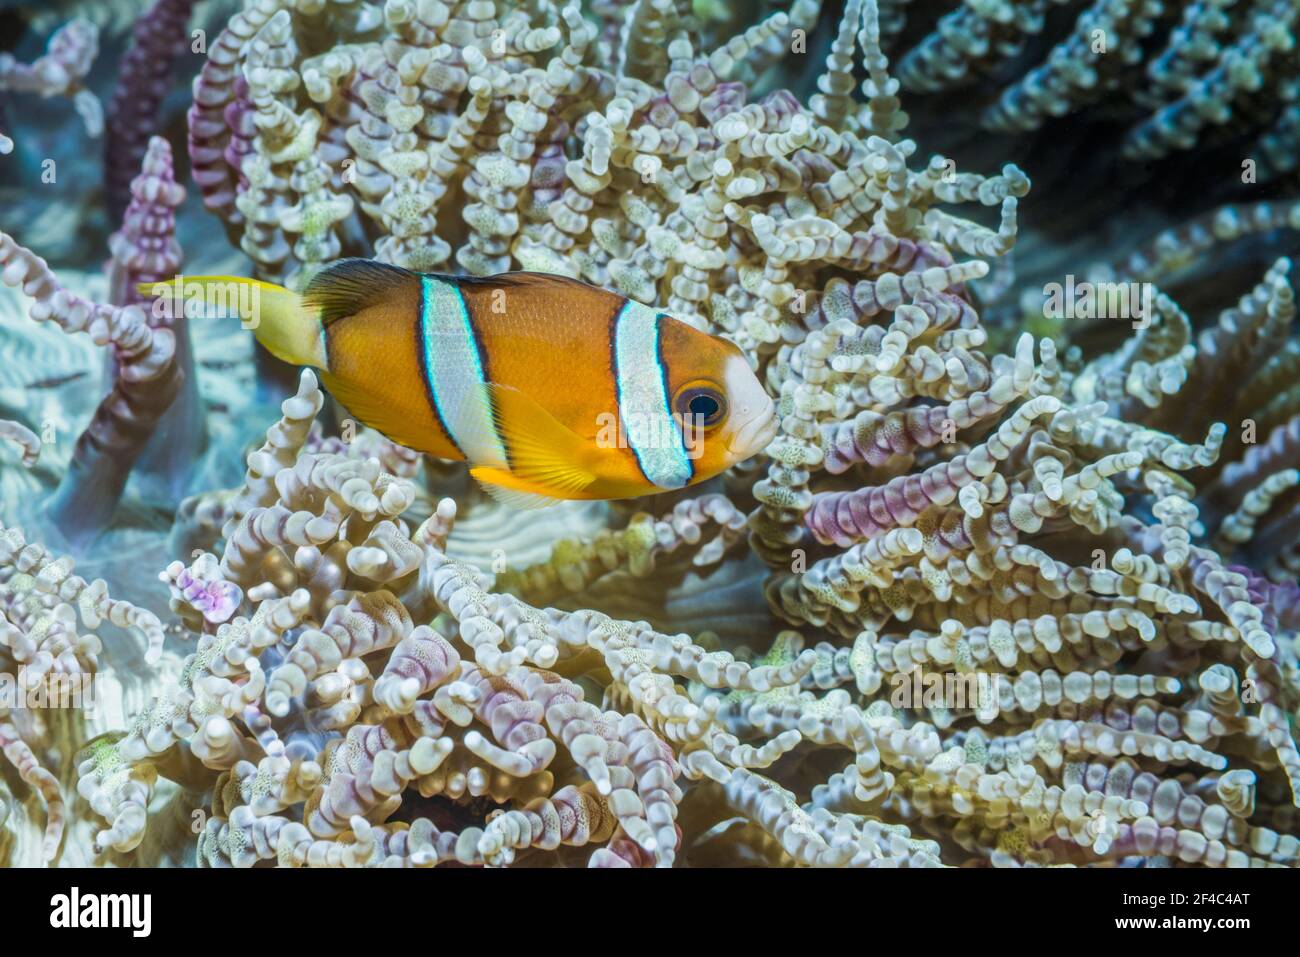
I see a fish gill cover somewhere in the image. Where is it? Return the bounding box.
[0,0,1296,869]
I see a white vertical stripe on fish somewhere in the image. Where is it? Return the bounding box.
[612,299,692,489]
[418,275,508,468]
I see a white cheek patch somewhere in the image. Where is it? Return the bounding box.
[612,300,693,490]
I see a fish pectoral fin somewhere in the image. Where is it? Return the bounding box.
[471,467,564,510]
[318,370,442,456]
[478,383,598,497]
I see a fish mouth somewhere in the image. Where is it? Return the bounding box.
[728,404,779,456]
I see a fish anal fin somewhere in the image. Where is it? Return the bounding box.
[471,467,563,510]
[318,370,443,457]
[477,383,598,497]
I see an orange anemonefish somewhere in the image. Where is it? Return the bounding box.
[144,259,777,508]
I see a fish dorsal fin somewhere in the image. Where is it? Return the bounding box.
[305,259,416,327]
[470,467,564,509]
[477,383,597,497]
[455,271,590,292]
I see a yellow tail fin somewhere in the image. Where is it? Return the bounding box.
[136,275,326,369]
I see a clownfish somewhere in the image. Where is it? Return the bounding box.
[145,260,777,508]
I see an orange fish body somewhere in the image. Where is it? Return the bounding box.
[149,260,777,507]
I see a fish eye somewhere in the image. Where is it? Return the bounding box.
[674,384,727,428]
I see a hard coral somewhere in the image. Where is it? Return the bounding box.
[892,0,1300,176]
[0,135,185,550]
[0,0,1297,869]
[0,518,162,865]
[54,0,1298,869]
[185,0,1022,308]
[0,17,103,156]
